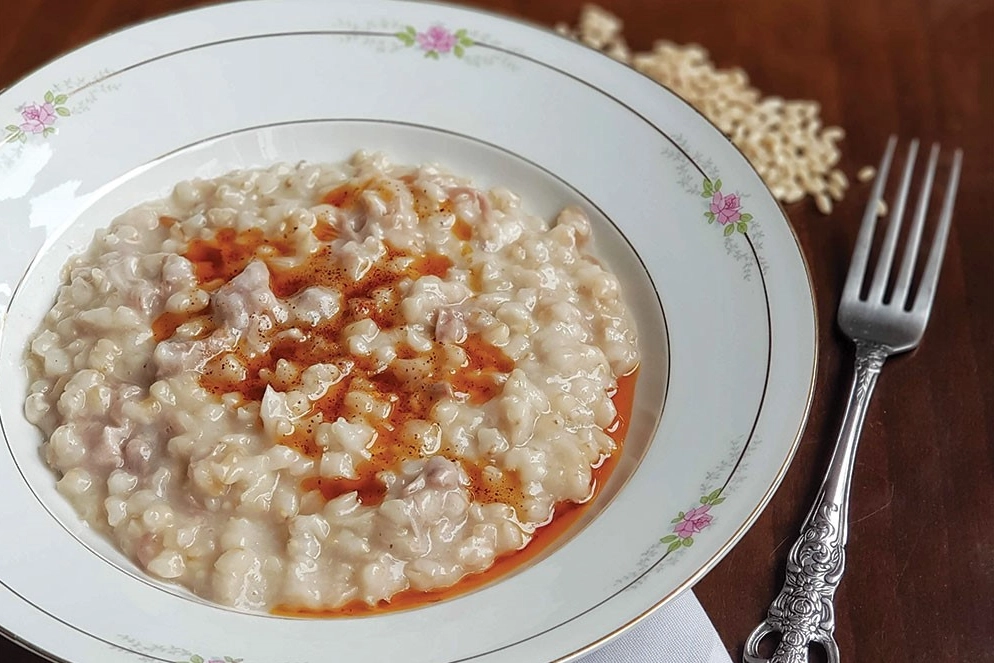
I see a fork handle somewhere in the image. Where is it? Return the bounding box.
[743,340,889,663]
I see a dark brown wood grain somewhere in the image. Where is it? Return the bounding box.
[1,1,991,662]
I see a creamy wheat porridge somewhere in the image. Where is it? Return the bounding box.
[24,152,639,613]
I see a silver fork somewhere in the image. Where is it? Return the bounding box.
[743,136,963,663]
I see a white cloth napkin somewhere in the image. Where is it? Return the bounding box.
[579,590,732,663]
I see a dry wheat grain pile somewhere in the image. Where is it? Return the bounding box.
[556,5,870,215]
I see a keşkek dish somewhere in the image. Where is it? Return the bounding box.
[23,152,639,614]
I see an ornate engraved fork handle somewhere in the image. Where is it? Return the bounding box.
[744,341,889,663]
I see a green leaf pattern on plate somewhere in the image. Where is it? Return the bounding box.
[3,89,71,143]
[397,24,475,59]
[660,487,725,552]
[703,177,753,235]
[185,655,243,663]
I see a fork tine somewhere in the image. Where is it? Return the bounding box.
[868,139,919,302]
[892,143,939,307]
[843,135,898,303]
[912,149,962,316]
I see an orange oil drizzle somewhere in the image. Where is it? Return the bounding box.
[150,185,639,618]
[151,311,190,343]
[185,227,295,289]
[452,218,473,240]
[274,368,638,618]
[313,220,339,241]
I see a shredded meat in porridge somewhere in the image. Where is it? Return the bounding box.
[24,152,639,612]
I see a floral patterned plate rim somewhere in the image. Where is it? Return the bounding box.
[0,1,816,662]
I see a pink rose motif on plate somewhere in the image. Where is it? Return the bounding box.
[417,26,457,54]
[702,178,753,236]
[397,24,475,59]
[660,488,725,553]
[5,90,71,143]
[710,191,742,225]
[19,102,57,134]
[674,504,713,538]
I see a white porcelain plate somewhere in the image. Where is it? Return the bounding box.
[0,1,816,661]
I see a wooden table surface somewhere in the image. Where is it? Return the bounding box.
[2,1,991,662]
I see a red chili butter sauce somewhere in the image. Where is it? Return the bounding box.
[277,369,638,618]
[151,180,637,615]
